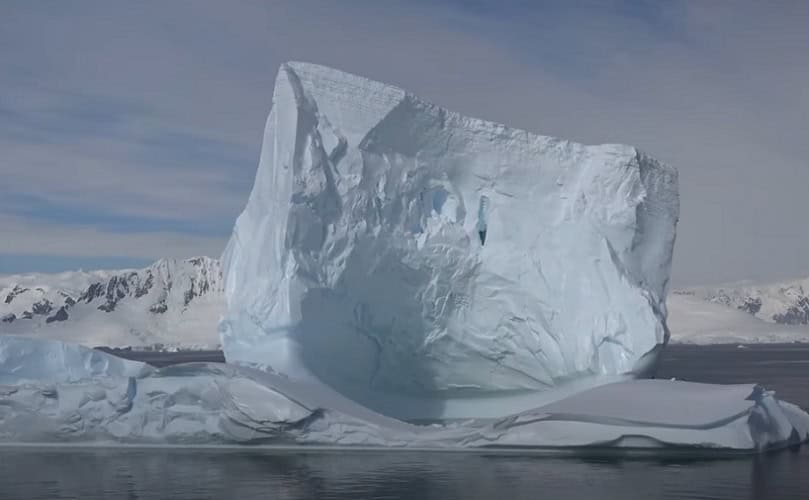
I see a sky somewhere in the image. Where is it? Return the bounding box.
[1,0,807,287]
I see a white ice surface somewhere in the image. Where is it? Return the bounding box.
[220,62,679,419]
[1,336,807,453]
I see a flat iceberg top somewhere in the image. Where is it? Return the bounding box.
[220,62,680,419]
[282,62,671,163]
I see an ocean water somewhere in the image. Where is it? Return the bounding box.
[0,344,806,500]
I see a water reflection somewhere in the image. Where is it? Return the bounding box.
[0,447,806,500]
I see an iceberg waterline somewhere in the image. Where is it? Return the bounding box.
[1,62,807,453]
[0,335,807,452]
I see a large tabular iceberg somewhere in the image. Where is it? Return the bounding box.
[220,62,679,419]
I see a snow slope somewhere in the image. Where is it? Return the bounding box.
[0,257,224,349]
[684,278,809,325]
[220,61,680,419]
[667,291,809,344]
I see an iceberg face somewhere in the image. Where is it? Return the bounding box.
[220,62,679,418]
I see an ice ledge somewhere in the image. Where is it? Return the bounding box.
[1,338,807,453]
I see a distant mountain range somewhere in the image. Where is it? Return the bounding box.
[0,257,224,349]
[666,292,809,345]
[678,279,809,325]
[666,278,809,345]
[2,257,808,348]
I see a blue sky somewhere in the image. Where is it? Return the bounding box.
[1,1,808,286]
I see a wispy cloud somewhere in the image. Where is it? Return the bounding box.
[0,215,226,261]
[1,1,807,285]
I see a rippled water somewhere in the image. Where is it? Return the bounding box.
[1,344,806,500]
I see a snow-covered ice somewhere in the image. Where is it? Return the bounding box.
[0,336,807,453]
[220,62,679,419]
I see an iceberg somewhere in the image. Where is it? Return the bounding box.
[0,336,806,452]
[220,62,679,419]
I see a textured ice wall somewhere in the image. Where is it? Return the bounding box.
[220,62,679,418]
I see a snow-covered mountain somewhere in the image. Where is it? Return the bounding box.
[682,278,809,325]
[664,278,809,344]
[0,257,224,349]
[3,253,807,348]
[666,291,809,344]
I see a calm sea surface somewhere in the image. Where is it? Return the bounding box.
[1,344,807,500]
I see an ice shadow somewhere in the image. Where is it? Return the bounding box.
[294,241,448,421]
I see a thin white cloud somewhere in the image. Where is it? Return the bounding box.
[0,134,248,221]
[0,215,226,260]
